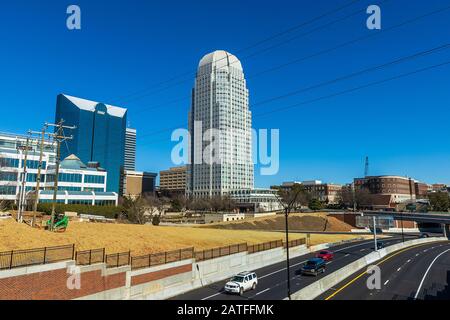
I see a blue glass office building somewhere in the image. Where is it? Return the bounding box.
[55,94,127,193]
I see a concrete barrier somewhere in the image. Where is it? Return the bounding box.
[0,237,374,300]
[291,237,447,300]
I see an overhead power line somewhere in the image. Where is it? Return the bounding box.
[128,58,450,150]
[110,0,367,105]
[130,1,449,116]
[69,42,450,157]
[254,59,450,119]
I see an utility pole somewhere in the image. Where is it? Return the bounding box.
[352,182,357,213]
[364,156,369,177]
[275,185,301,301]
[46,119,75,231]
[284,206,291,300]
[29,124,50,212]
[17,134,32,223]
[373,215,378,251]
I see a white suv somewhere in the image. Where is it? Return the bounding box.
[224,272,258,296]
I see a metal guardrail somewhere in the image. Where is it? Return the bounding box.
[105,251,131,268]
[0,244,75,270]
[0,237,308,271]
[247,240,283,254]
[284,238,307,248]
[75,248,105,265]
[131,247,194,270]
[195,243,247,262]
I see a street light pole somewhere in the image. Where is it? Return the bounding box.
[373,216,378,251]
[284,206,291,300]
[400,211,405,243]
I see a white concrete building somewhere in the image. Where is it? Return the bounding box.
[0,132,56,201]
[187,50,254,198]
[229,188,283,213]
[0,132,117,206]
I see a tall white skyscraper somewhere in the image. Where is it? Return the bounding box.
[187,50,254,198]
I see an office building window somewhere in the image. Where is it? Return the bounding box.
[84,175,105,184]
[0,172,17,181]
[0,186,16,195]
[58,173,82,183]
[22,160,46,170]
[0,158,19,168]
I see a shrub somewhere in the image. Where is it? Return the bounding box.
[37,203,124,219]
[152,215,161,226]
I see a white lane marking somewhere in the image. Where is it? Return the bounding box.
[384,280,390,285]
[202,292,222,300]
[259,260,307,279]
[397,267,402,272]
[416,254,420,257]
[261,239,378,280]
[255,288,270,296]
[407,259,411,263]
[334,241,373,252]
[360,249,366,252]
[414,248,450,300]
[201,239,389,300]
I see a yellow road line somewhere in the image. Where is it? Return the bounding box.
[324,242,443,300]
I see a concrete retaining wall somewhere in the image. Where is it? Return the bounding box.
[0,237,368,300]
[291,237,447,300]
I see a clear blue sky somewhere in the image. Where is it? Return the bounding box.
[1,0,449,187]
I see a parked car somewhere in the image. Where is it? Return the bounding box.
[224,272,258,296]
[316,250,334,261]
[300,258,326,276]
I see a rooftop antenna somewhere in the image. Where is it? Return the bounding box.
[364,156,369,177]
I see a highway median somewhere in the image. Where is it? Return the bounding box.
[290,237,448,300]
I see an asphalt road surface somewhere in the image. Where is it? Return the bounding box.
[317,240,450,300]
[171,235,418,300]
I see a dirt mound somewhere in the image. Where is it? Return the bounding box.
[203,213,353,232]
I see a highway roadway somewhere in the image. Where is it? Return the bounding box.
[317,239,450,300]
[171,235,418,300]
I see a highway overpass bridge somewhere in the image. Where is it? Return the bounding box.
[362,211,450,235]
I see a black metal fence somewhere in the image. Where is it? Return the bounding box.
[75,248,105,265]
[247,240,283,254]
[105,251,131,268]
[0,238,306,271]
[131,247,194,270]
[195,243,248,261]
[284,238,307,248]
[0,244,75,270]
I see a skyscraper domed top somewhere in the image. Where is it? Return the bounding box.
[198,50,243,71]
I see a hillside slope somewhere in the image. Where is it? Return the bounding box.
[201,213,352,232]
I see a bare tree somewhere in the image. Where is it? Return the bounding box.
[336,187,373,210]
[209,195,223,212]
[273,183,307,300]
[190,198,209,213]
[170,194,191,213]
[275,184,308,213]
[221,195,237,212]
[121,195,148,225]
